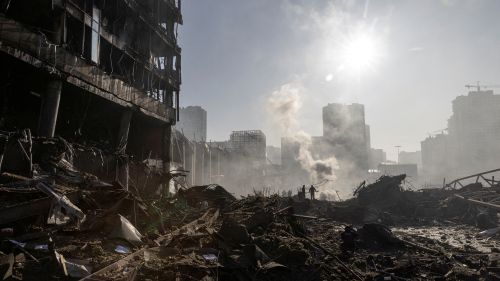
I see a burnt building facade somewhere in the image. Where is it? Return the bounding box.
[0,0,182,189]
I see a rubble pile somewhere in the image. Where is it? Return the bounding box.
[131,194,366,281]
[328,175,430,224]
[328,174,500,229]
[114,189,500,281]
[1,132,500,280]
[0,131,172,280]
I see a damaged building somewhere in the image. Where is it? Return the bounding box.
[0,0,182,190]
[421,89,500,184]
[170,129,230,188]
[170,129,269,195]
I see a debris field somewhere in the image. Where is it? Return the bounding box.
[1,133,500,280]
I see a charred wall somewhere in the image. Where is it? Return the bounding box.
[0,0,182,190]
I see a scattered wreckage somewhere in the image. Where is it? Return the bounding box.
[1,131,500,280]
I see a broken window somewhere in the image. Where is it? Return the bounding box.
[173,55,178,71]
[158,89,165,103]
[91,6,100,64]
[154,56,166,70]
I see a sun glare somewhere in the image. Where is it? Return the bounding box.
[340,32,380,74]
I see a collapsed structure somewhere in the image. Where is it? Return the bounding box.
[1,151,499,281]
[0,0,182,190]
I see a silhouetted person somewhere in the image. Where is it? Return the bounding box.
[309,185,317,200]
[301,185,306,197]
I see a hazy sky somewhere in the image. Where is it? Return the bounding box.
[179,0,500,160]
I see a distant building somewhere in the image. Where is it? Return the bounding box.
[322,103,370,170]
[421,133,450,184]
[281,137,300,170]
[421,89,500,184]
[365,125,371,154]
[176,106,207,142]
[281,137,309,188]
[229,130,266,166]
[208,130,267,194]
[370,148,387,169]
[399,151,422,169]
[447,90,500,176]
[266,145,281,165]
[310,136,327,159]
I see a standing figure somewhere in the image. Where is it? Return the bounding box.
[309,185,317,200]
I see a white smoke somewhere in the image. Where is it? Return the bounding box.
[266,84,302,133]
[266,83,338,184]
[293,131,338,183]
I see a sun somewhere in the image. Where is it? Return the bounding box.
[339,32,380,74]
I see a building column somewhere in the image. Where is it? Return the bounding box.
[38,80,62,137]
[161,125,172,194]
[116,110,133,190]
[161,124,172,175]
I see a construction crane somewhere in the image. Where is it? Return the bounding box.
[465,82,500,92]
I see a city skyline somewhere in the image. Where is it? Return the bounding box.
[180,0,500,161]
[179,87,484,160]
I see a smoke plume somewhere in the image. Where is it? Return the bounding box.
[266,84,302,133]
[266,83,338,185]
